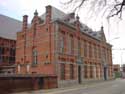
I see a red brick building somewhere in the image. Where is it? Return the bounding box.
[16,5,113,87]
[0,14,22,74]
[0,37,16,74]
[113,64,120,72]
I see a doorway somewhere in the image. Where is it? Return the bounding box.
[78,66,82,84]
[104,67,107,80]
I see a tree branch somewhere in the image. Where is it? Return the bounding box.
[62,0,125,18]
[109,0,125,18]
[73,0,86,12]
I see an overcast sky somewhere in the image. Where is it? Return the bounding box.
[0,0,125,65]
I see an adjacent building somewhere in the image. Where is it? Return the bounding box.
[113,64,120,72]
[121,64,125,78]
[16,5,113,87]
[0,14,22,74]
[113,64,121,78]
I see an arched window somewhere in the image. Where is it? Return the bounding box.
[33,49,37,64]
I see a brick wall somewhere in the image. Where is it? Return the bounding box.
[0,76,57,93]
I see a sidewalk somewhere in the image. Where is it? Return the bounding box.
[13,79,115,94]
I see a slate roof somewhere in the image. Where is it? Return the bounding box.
[40,6,66,21]
[40,6,104,41]
[0,14,22,40]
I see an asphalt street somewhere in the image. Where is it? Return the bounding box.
[14,79,125,94]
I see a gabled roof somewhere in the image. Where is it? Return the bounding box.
[40,6,66,21]
[39,5,105,41]
[0,14,22,40]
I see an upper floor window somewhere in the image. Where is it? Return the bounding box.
[33,49,37,64]
[89,44,92,58]
[0,47,2,56]
[94,45,97,58]
[102,48,106,60]
[59,31,65,53]
[84,41,87,57]
[78,39,81,56]
[10,48,15,56]
[98,47,101,58]
[60,37,64,53]
[69,34,74,54]
[0,56,2,63]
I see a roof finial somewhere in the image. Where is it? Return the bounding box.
[34,9,38,16]
[76,14,79,20]
[101,25,104,32]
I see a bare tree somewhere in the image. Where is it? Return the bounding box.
[61,0,125,18]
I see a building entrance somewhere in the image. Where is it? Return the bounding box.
[104,67,107,80]
[78,66,82,84]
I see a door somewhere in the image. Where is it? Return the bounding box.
[38,78,44,89]
[104,67,107,80]
[78,66,82,84]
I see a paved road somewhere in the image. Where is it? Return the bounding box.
[14,79,125,94]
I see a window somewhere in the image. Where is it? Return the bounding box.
[89,44,92,58]
[4,56,9,63]
[94,45,97,58]
[46,28,48,32]
[1,47,4,55]
[69,35,74,54]
[3,56,7,63]
[99,47,101,58]
[10,48,15,56]
[78,39,81,56]
[70,64,74,79]
[90,66,93,78]
[32,49,37,65]
[84,41,87,57]
[84,65,87,78]
[60,32,65,53]
[0,47,2,55]
[102,48,106,60]
[60,37,64,52]
[9,56,15,64]
[0,56,2,63]
[60,63,65,80]
[71,37,74,54]
[96,46,99,58]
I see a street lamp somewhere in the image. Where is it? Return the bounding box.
[108,37,120,43]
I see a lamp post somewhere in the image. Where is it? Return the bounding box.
[108,37,120,43]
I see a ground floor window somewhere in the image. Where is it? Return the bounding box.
[60,63,65,80]
[90,66,93,78]
[70,64,74,79]
[84,65,87,78]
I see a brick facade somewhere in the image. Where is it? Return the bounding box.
[16,5,113,87]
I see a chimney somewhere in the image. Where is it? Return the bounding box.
[76,15,80,32]
[22,15,28,32]
[46,5,52,24]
